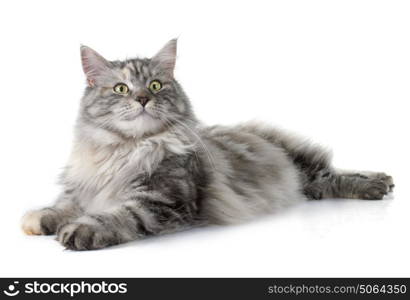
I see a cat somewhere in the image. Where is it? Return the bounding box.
[21,39,394,250]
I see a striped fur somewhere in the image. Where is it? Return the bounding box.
[21,40,394,250]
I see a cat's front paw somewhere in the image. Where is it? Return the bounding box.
[57,222,118,251]
[21,209,59,235]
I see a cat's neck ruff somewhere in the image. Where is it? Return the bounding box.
[65,125,195,198]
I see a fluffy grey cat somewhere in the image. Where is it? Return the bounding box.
[22,39,394,250]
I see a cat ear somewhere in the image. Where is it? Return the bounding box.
[80,45,112,87]
[150,39,177,77]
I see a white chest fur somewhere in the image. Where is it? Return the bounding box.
[64,132,192,212]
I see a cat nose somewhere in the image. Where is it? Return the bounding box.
[136,96,150,107]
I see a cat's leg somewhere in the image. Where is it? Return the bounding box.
[21,191,81,235]
[56,193,196,250]
[305,169,394,200]
[327,170,394,200]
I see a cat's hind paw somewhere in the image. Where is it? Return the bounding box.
[373,173,394,192]
[361,172,395,194]
[358,173,394,200]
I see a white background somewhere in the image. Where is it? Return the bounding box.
[0,0,409,277]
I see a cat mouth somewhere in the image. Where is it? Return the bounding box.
[142,109,161,119]
[139,110,155,118]
[121,109,156,121]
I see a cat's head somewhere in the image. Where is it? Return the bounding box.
[78,39,195,143]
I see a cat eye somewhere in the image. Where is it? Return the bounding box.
[113,83,129,95]
[149,80,162,92]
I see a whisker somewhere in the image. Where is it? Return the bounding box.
[150,107,217,171]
